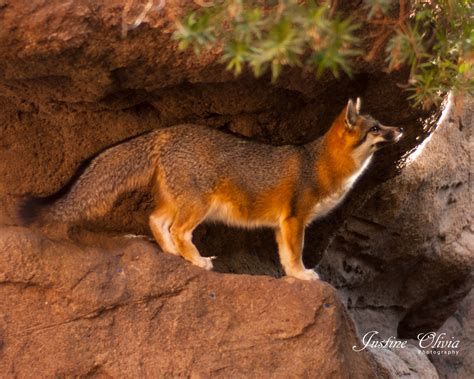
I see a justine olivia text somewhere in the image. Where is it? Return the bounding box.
[353,331,460,355]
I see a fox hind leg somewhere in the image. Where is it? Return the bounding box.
[276,217,319,281]
[169,205,213,271]
[149,206,178,256]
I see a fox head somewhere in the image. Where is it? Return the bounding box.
[341,98,403,162]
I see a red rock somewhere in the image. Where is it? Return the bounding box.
[0,226,383,377]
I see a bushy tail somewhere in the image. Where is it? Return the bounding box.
[18,131,159,225]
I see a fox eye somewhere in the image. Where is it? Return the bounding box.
[370,125,380,133]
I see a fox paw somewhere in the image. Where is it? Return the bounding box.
[288,269,320,281]
[193,256,214,271]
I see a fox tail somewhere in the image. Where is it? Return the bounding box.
[18,132,159,226]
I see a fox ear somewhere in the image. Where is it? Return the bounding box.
[345,99,358,129]
[355,97,362,114]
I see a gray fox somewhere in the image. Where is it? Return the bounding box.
[20,98,403,280]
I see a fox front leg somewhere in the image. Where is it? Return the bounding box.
[276,218,320,281]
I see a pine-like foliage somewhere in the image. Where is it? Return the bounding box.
[170,0,472,109]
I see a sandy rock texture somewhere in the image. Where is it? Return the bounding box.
[430,289,474,378]
[0,0,472,377]
[0,226,384,378]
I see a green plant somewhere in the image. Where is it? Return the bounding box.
[172,0,473,109]
[385,0,473,108]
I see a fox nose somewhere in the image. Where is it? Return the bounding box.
[394,127,403,142]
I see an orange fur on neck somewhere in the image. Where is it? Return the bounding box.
[315,111,360,195]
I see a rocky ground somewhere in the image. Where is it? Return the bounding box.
[0,1,472,377]
[0,226,385,378]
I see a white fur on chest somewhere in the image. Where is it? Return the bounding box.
[309,156,372,222]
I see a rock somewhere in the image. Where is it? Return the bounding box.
[0,226,382,378]
[430,289,474,378]
[370,344,438,378]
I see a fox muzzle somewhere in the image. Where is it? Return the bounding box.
[380,126,403,145]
